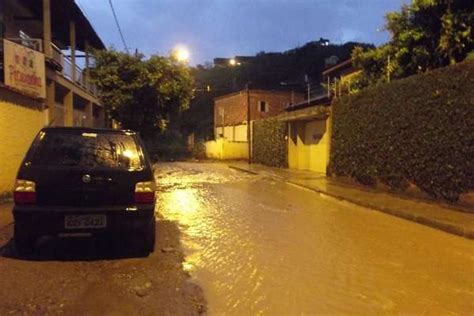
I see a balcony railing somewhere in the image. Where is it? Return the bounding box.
[1,37,98,96]
[51,43,98,96]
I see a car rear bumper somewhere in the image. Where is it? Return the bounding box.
[13,205,155,236]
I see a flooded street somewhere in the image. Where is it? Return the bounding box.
[156,162,474,315]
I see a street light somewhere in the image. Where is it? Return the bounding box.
[173,45,190,62]
[229,58,241,66]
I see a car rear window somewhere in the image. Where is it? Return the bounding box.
[30,131,144,170]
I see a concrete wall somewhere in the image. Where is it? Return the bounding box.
[217,124,248,142]
[234,124,247,142]
[0,91,45,194]
[288,118,330,174]
[223,126,234,140]
[205,138,248,160]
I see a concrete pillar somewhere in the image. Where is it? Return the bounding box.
[325,112,333,175]
[69,21,76,82]
[63,90,73,126]
[46,80,55,125]
[85,101,93,127]
[98,106,105,128]
[43,0,52,58]
[85,41,90,88]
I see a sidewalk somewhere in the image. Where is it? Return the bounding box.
[0,202,13,228]
[229,162,474,240]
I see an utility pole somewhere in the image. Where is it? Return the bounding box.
[246,83,251,164]
[305,74,310,104]
[307,82,310,104]
[387,55,391,83]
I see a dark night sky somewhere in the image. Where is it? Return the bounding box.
[78,0,407,65]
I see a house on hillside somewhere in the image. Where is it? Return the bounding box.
[323,58,361,96]
[0,0,106,195]
[213,56,255,67]
[214,89,304,141]
[206,89,304,159]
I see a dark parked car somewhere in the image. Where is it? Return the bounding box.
[12,127,156,255]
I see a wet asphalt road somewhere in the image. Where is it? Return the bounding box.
[0,161,473,315]
[156,162,474,315]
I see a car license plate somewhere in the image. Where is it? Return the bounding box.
[65,215,107,229]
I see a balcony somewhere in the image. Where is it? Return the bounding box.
[1,37,98,96]
[50,43,98,95]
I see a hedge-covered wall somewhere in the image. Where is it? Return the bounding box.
[330,60,474,202]
[252,118,287,167]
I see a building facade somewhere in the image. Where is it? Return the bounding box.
[205,90,304,160]
[0,0,105,194]
[282,59,359,174]
[214,89,304,142]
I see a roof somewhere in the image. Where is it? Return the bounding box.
[277,105,330,122]
[214,89,300,102]
[285,94,330,111]
[322,59,353,77]
[41,127,133,134]
[19,0,105,50]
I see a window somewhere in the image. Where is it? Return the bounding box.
[31,131,143,170]
[258,101,268,112]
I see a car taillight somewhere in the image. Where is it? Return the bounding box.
[134,181,156,204]
[13,179,36,205]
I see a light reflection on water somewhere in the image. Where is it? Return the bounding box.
[155,163,474,315]
[157,187,204,273]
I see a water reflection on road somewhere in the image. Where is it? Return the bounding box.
[156,162,474,315]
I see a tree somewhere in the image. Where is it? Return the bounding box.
[91,49,194,139]
[353,0,474,85]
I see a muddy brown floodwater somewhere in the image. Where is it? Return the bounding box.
[156,162,474,315]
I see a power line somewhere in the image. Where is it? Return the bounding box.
[108,0,129,53]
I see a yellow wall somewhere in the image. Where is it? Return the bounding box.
[306,120,329,173]
[223,126,234,139]
[234,124,248,142]
[288,118,330,174]
[297,122,309,170]
[288,122,298,169]
[0,100,45,193]
[205,138,249,160]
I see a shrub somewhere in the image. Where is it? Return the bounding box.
[191,140,206,159]
[330,60,474,202]
[144,130,189,162]
[252,118,287,167]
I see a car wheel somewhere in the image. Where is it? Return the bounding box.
[143,218,156,254]
[14,223,36,254]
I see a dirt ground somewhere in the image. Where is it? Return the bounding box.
[0,202,206,315]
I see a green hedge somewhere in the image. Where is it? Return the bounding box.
[330,60,474,202]
[252,118,287,167]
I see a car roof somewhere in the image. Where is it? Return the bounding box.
[41,127,136,135]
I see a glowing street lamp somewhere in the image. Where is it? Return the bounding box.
[229,58,241,66]
[173,45,190,62]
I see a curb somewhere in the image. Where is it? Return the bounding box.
[228,165,258,175]
[229,165,474,240]
[286,180,474,240]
